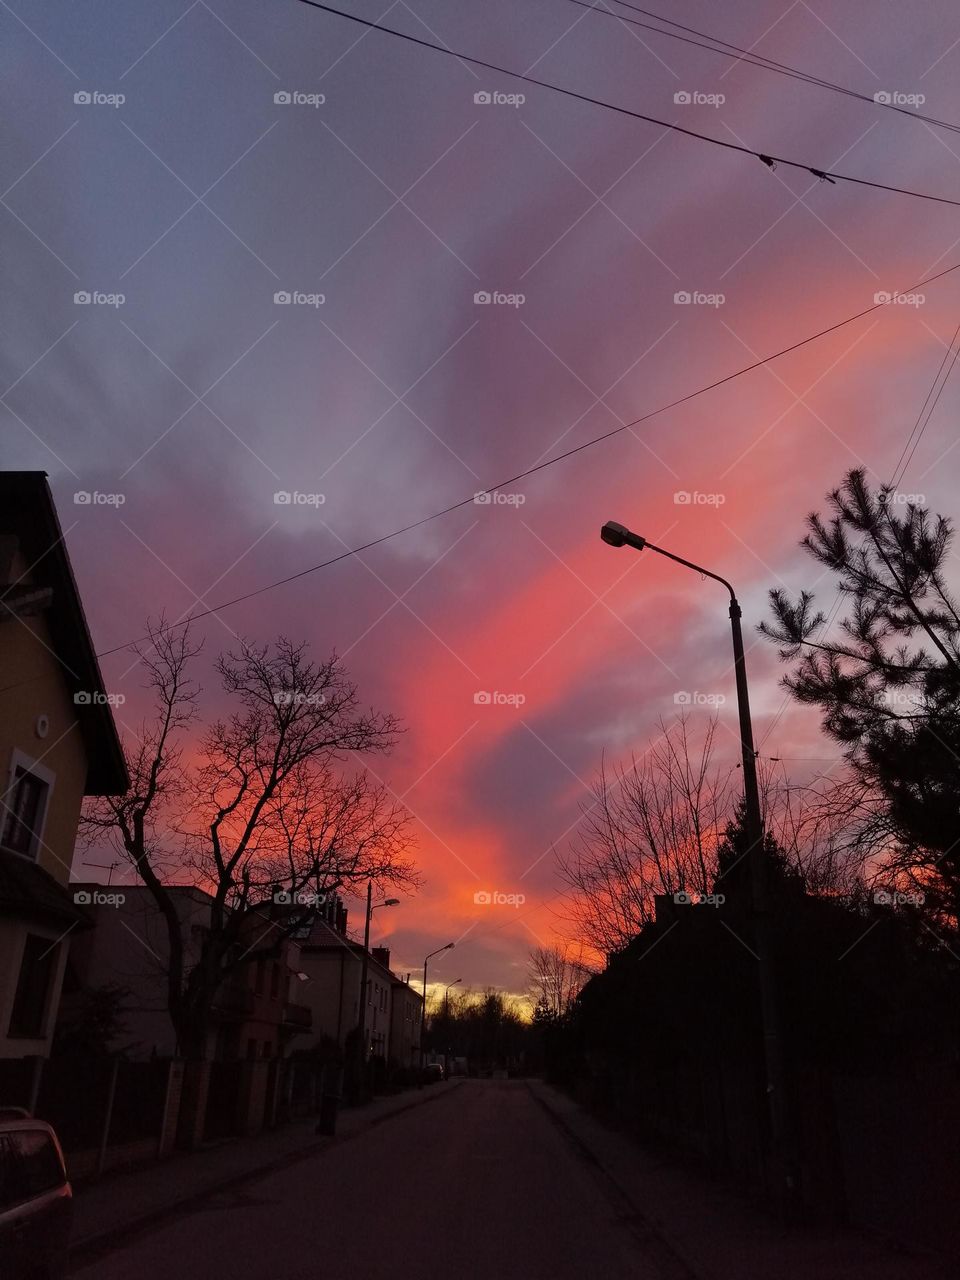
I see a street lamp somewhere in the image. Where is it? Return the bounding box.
[600,519,792,1204]
[420,943,454,1070]
[357,884,399,1069]
[444,978,462,1005]
[442,979,462,1077]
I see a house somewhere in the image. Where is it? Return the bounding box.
[65,884,312,1061]
[290,903,421,1066]
[0,472,128,1059]
[389,970,422,1071]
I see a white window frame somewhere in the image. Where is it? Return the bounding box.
[1,749,56,862]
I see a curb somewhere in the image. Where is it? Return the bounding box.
[527,1080,704,1280]
[70,1079,462,1269]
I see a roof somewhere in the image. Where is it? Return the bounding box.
[0,856,94,929]
[296,916,398,980]
[0,471,129,795]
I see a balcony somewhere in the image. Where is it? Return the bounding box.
[282,1002,312,1032]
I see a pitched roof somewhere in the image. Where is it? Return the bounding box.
[0,471,128,795]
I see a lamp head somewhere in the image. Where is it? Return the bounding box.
[384,898,400,907]
[600,521,646,552]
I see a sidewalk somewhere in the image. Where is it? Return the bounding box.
[528,1080,952,1280]
[71,1080,461,1260]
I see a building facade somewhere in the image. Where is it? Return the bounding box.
[0,472,128,1059]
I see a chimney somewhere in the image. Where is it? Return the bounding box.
[335,901,348,936]
[371,946,390,971]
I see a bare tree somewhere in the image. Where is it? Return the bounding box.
[556,715,736,955]
[82,620,417,1058]
[527,945,592,1018]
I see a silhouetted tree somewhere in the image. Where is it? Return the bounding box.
[762,469,960,929]
[557,715,736,954]
[82,620,417,1058]
[53,982,131,1059]
[527,945,591,1018]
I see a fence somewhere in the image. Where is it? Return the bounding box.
[0,1055,179,1179]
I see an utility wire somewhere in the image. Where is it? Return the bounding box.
[4,260,950,682]
[294,0,960,209]
[757,307,960,749]
[576,0,960,138]
[889,318,960,485]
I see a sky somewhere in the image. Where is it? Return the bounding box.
[4,0,960,999]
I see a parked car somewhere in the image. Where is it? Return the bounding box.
[0,1109,72,1278]
[424,1062,444,1083]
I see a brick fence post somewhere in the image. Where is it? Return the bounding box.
[158,1060,184,1157]
[176,1061,211,1150]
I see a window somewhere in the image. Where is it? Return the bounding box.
[10,1129,65,1196]
[1,767,48,858]
[0,1137,21,1210]
[270,963,280,999]
[246,1037,258,1060]
[255,956,266,995]
[8,934,59,1039]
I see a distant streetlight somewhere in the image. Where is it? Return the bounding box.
[600,519,792,1204]
[420,943,454,1069]
[443,979,462,1078]
[357,884,399,1067]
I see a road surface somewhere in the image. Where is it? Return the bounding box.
[73,1080,678,1279]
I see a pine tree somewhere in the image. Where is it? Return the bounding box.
[762,469,960,926]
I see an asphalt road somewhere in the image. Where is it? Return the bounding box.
[72,1080,673,1280]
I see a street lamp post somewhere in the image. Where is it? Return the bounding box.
[356,884,399,1077]
[600,520,793,1206]
[420,943,455,1071]
[443,978,462,1078]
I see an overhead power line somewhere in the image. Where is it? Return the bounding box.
[293,0,960,209]
[889,317,960,486]
[570,0,960,138]
[6,262,947,679]
[758,305,960,750]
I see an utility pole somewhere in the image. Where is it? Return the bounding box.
[354,884,399,1092]
[356,881,373,1080]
